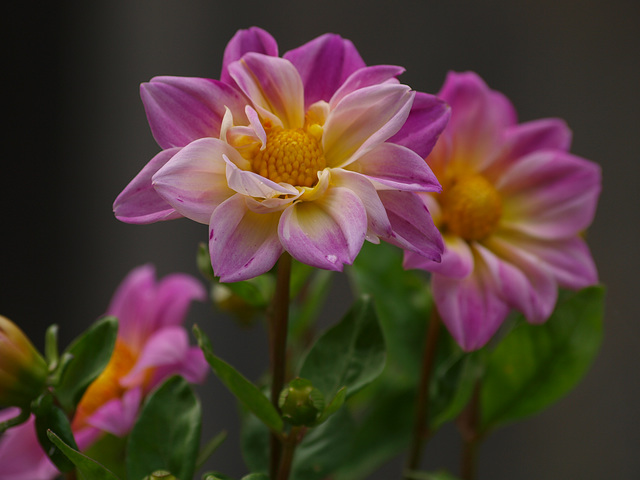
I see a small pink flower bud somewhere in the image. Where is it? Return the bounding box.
[0,316,48,408]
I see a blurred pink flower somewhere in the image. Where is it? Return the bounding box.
[114,27,448,282]
[404,72,601,351]
[0,265,207,479]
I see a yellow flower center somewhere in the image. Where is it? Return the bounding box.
[251,126,326,188]
[72,340,136,426]
[440,174,502,241]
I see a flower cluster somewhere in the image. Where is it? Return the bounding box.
[114,27,449,282]
[0,265,207,479]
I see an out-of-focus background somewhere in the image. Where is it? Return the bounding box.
[3,1,639,478]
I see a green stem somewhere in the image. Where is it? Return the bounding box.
[404,307,441,477]
[268,253,292,479]
[0,408,30,435]
[458,381,482,480]
[277,427,302,480]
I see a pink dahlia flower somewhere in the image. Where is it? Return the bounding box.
[0,265,208,479]
[114,27,449,282]
[404,72,601,351]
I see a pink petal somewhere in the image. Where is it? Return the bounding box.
[323,84,415,168]
[283,33,366,108]
[86,387,142,437]
[228,53,304,129]
[152,138,238,224]
[113,148,183,224]
[353,142,441,192]
[120,327,189,388]
[491,118,572,171]
[476,242,557,324]
[432,267,511,352]
[224,155,299,198]
[0,413,58,480]
[141,77,248,149]
[496,232,597,289]
[404,235,474,279]
[498,151,601,239]
[149,346,209,386]
[378,191,443,262]
[329,169,393,240]
[209,194,284,282]
[329,65,404,108]
[149,273,206,330]
[437,71,517,169]
[221,27,278,86]
[107,264,157,348]
[279,186,368,270]
[389,91,451,159]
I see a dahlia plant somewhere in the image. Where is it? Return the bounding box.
[0,27,604,480]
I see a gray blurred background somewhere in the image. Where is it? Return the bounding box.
[3,0,639,478]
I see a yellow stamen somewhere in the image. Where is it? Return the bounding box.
[440,174,502,241]
[252,127,326,188]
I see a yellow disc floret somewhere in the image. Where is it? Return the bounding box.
[440,174,503,241]
[252,127,326,188]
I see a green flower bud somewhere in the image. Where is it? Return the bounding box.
[143,470,178,480]
[0,316,48,408]
[278,377,325,426]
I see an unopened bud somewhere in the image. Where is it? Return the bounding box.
[0,316,48,408]
[278,377,324,426]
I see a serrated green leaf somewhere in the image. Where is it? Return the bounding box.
[46,430,120,480]
[126,376,201,480]
[299,295,385,402]
[348,242,431,379]
[481,286,605,429]
[55,316,118,412]
[194,326,283,433]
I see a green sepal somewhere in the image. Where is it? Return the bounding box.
[481,285,605,430]
[313,386,347,426]
[299,295,386,403]
[126,376,201,480]
[54,316,118,413]
[46,430,120,479]
[194,325,283,433]
[44,324,59,369]
[32,393,78,472]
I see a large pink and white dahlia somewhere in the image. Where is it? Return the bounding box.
[114,27,449,282]
[0,265,207,480]
[404,72,601,351]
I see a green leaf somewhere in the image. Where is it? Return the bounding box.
[194,325,283,433]
[348,242,431,379]
[46,430,120,480]
[290,269,334,342]
[55,316,118,412]
[299,295,385,402]
[196,430,228,470]
[291,406,356,480]
[83,433,127,479]
[481,286,605,429]
[429,336,481,430]
[126,376,202,480]
[202,473,235,480]
[334,385,415,480]
[32,393,78,472]
[241,475,270,480]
